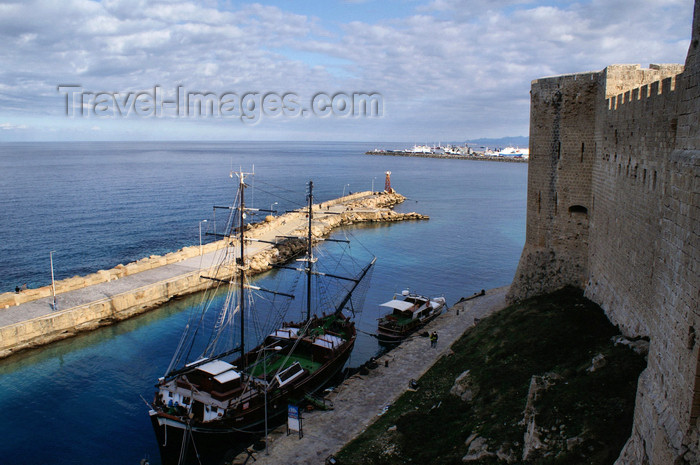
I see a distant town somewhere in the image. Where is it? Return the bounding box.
[366,143,529,161]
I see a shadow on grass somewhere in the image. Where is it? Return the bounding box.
[336,287,646,465]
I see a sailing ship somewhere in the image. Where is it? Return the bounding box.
[376,290,445,343]
[148,172,376,465]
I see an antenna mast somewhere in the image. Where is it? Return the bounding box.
[306,180,314,321]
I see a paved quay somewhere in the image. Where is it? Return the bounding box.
[244,286,509,465]
[0,204,309,328]
[0,232,273,329]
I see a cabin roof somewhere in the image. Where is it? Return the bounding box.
[380,299,416,311]
[271,327,299,339]
[197,360,236,376]
[213,369,241,384]
[313,334,344,349]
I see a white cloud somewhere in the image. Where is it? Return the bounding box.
[0,0,693,141]
[0,122,28,130]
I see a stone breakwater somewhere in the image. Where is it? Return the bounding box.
[0,191,427,359]
[365,151,527,163]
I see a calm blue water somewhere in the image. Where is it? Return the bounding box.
[0,141,526,464]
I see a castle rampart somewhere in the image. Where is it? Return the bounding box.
[508,2,700,463]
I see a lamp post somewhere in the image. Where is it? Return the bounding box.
[371,177,377,193]
[270,202,278,214]
[199,220,208,256]
[342,184,350,197]
[49,250,57,311]
[263,344,283,455]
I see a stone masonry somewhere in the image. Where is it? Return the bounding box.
[508,2,700,463]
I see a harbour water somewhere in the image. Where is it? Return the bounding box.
[0,141,526,464]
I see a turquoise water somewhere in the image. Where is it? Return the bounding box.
[0,142,526,464]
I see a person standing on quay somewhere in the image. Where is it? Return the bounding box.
[430,331,438,348]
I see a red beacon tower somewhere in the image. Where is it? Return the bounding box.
[384,171,393,193]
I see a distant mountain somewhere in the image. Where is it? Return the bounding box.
[466,136,529,149]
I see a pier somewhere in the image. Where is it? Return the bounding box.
[365,151,528,162]
[0,191,427,359]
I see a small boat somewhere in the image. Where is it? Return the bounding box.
[376,290,446,343]
[148,172,376,465]
[496,146,530,157]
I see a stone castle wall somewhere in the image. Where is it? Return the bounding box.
[508,71,598,300]
[508,2,700,463]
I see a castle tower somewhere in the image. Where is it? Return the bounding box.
[505,70,599,303]
[675,0,700,151]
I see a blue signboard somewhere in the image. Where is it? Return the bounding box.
[288,404,299,419]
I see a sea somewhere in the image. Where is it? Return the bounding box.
[0,141,527,465]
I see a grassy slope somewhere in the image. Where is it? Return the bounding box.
[336,287,646,465]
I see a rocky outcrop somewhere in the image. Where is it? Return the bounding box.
[462,435,495,462]
[520,373,562,461]
[611,335,649,357]
[587,353,607,373]
[450,370,479,402]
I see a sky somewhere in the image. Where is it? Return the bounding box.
[0,0,694,142]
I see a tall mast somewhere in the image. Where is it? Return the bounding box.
[238,172,247,369]
[306,180,313,321]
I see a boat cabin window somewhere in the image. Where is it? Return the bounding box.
[275,361,304,387]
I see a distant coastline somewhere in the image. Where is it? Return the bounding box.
[365,150,528,163]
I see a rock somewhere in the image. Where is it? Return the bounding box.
[464,433,479,448]
[630,340,649,356]
[683,449,698,464]
[450,370,479,402]
[587,353,607,373]
[522,414,545,461]
[566,436,584,451]
[387,425,397,432]
[462,436,495,462]
[496,445,517,464]
[521,374,561,461]
[611,335,650,356]
[381,443,398,457]
[469,437,488,452]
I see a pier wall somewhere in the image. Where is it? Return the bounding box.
[508,2,700,463]
[0,243,223,310]
[0,192,427,359]
[0,269,209,357]
[0,190,377,310]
